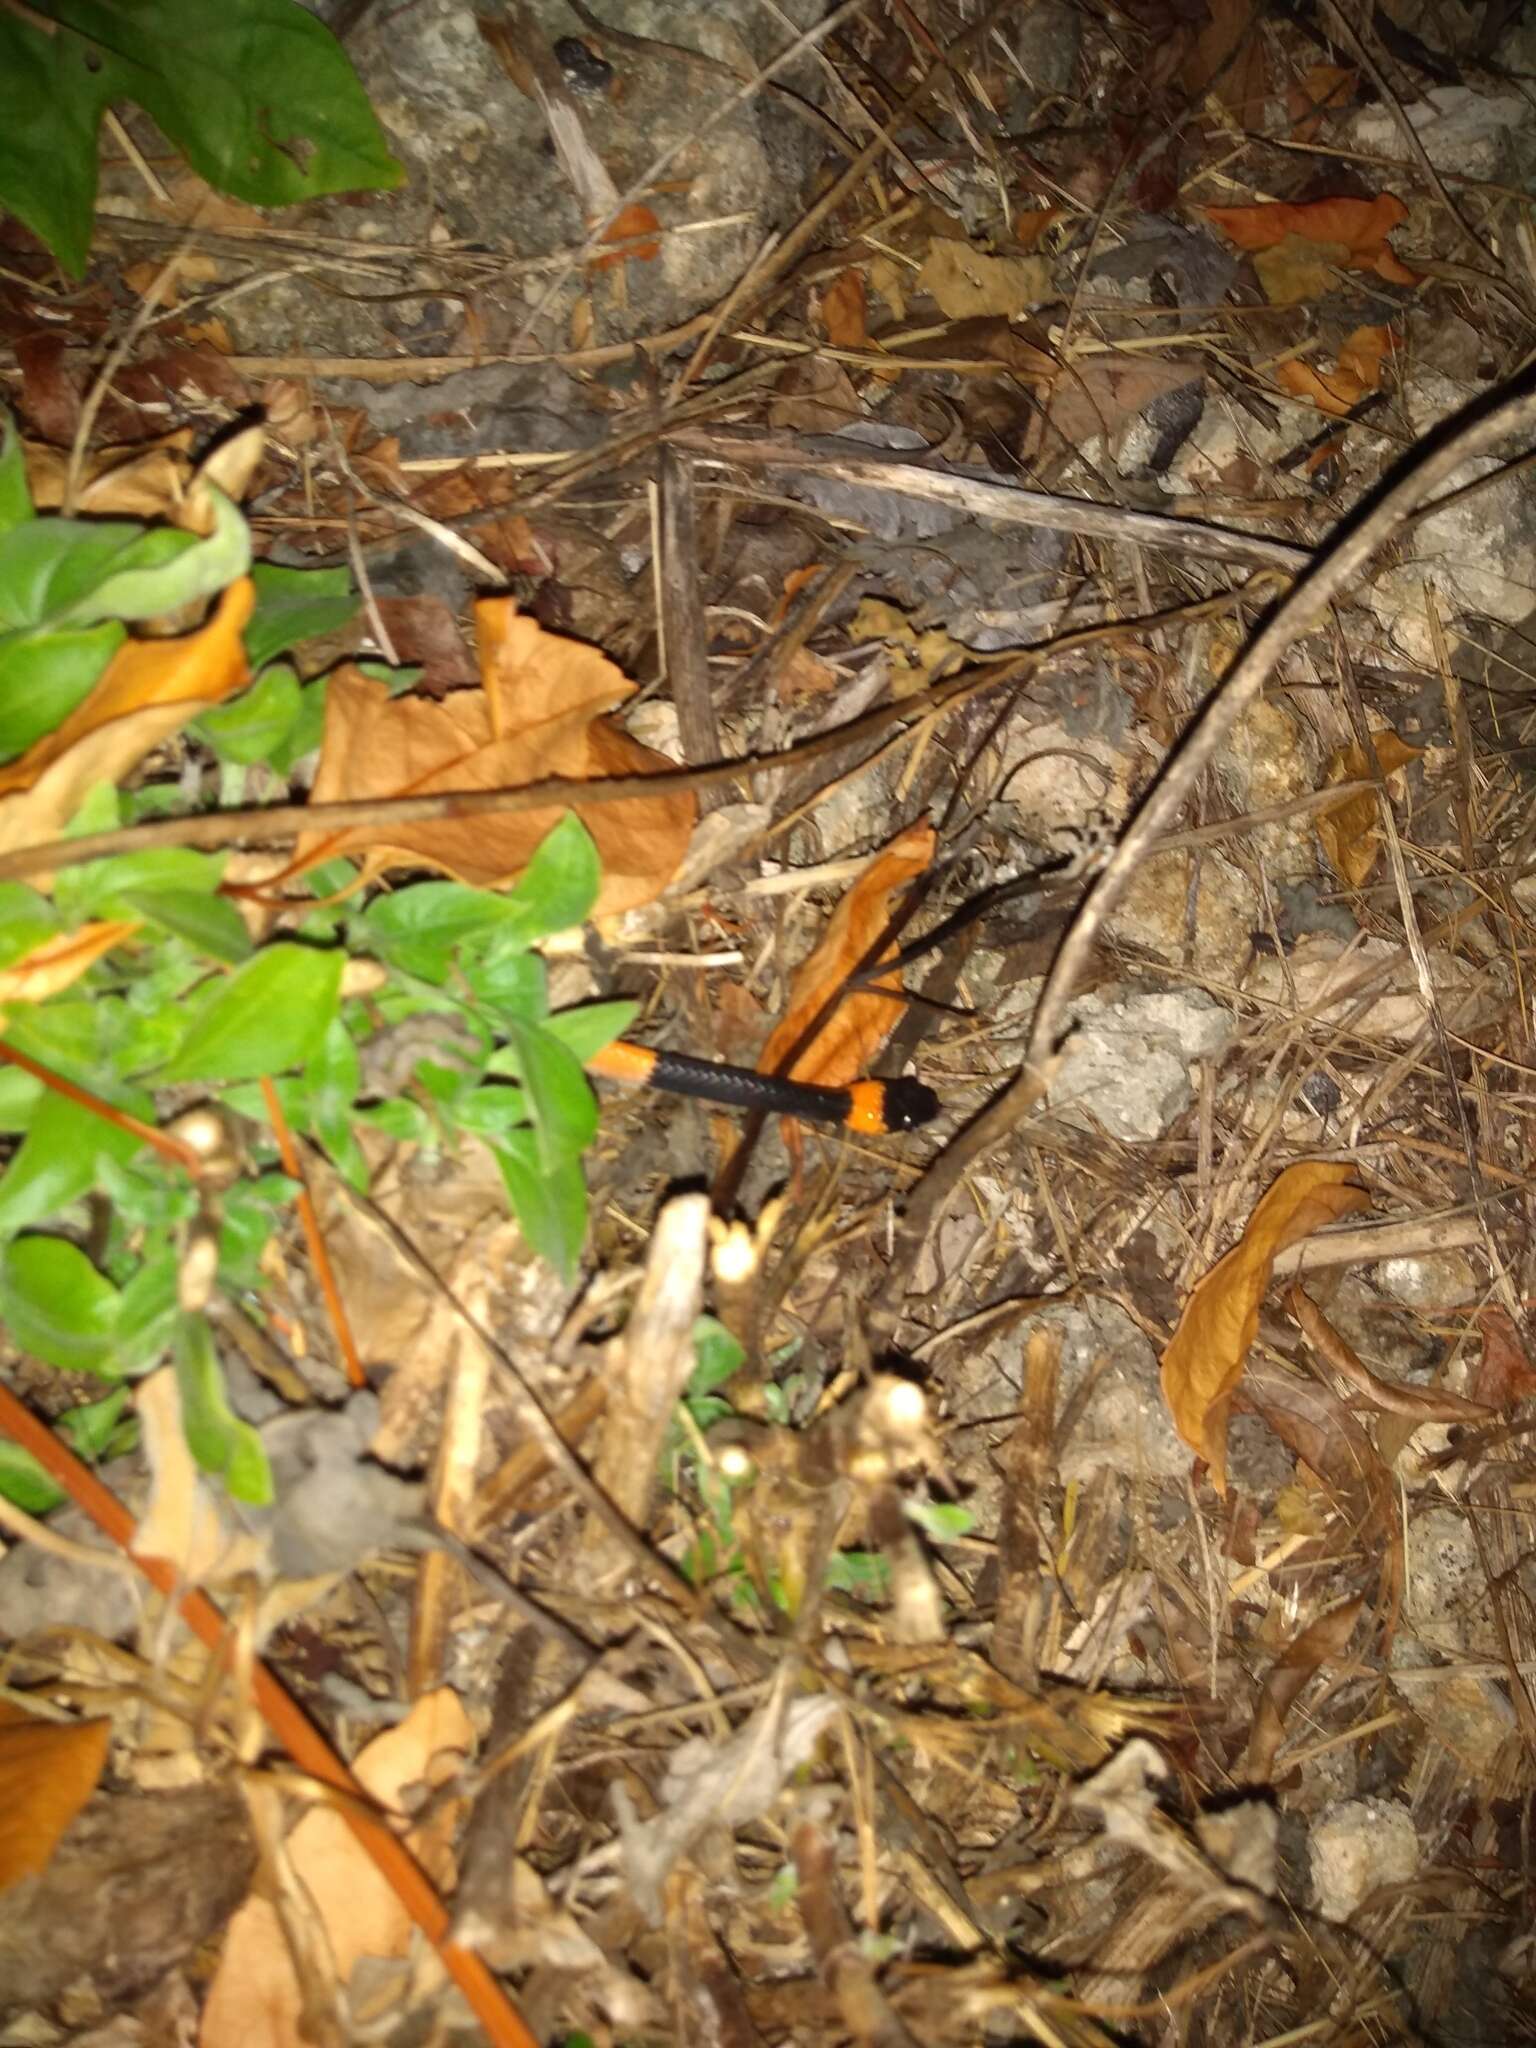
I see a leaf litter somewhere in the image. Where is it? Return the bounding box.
[4,2,1536,2043]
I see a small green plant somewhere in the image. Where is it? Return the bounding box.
[0,433,631,1510]
[0,0,402,278]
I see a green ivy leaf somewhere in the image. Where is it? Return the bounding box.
[462,948,548,1019]
[0,1236,122,1376]
[358,882,526,983]
[903,1499,976,1542]
[245,562,357,672]
[494,1131,587,1283]
[173,1310,272,1504]
[0,0,401,279]
[160,943,343,1081]
[0,489,247,635]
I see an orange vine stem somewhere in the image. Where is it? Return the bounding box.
[0,1038,202,1173]
[0,1380,537,2048]
[259,1076,367,1390]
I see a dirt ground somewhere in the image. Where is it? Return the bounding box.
[4,1,1536,2044]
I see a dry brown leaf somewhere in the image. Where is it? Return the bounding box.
[1246,1596,1363,1781]
[851,598,966,698]
[1036,355,1204,456]
[767,356,862,433]
[291,600,696,916]
[0,920,140,1009]
[1315,724,1421,887]
[1159,1163,1372,1494]
[821,267,867,349]
[1470,1307,1536,1409]
[757,822,935,1090]
[918,238,1050,319]
[132,1369,266,1586]
[1205,194,1419,286]
[0,577,253,856]
[1252,233,1351,306]
[1288,62,1356,139]
[1013,207,1059,250]
[1287,1284,1490,1422]
[25,431,197,519]
[1181,0,1268,120]
[199,1690,473,2048]
[0,1705,111,1892]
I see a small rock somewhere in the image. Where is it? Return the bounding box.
[1050,987,1234,1143]
[1310,1797,1418,1921]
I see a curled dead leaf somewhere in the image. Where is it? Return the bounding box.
[0,920,140,1009]
[1159,1162,1372,1494]
[1205,194,1419,287]
[1246,1595,1363,1781]
[757,822,936,1091]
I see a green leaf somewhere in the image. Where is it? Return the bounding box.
[88,487,249,621]
[193,662,301,765]
[0,620,122,763]
[0,412,33,535]
[903,1499,976,1542]
[494,1131,586,1283]
[121,887,252,964]
[0,1065,42,1131]
[0,492,247,635]
[454,1082,530,1139]
[0,881,60,967]
[0,1236,122,1376]
[114,1250,180,1374]
[0,1441,65,1515]
[173,1310,272,1504]
[540,999,638,1067]
[0,1087,150,1237]
[497,813,600,948]
[56,845,221,923]
[268,677,328,775]
[359,883,526,983]
[160,943,343,1082]
[0,0,400,280]
[245,562,357,672]
[58,1385,131,1460]
[0,17,106,275]
[462,948,548,1019]
[503,1019,596,1171]
[689,1316,745,1397]
[45,0,403,209]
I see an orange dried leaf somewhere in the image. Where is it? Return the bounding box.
[0,1706,110,1892]
[1159,1162,1372,1495]
[0,578,253,855]
[821,267,867,350]
[1316,725,1422,886]
[1205,194,1419,285]
[1274,324,1395,415]
[757,822,935,1089]
[292,600,695,916]
[591,203,661,271]
[1013,206,1059,250]
[0,920,140,1007]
